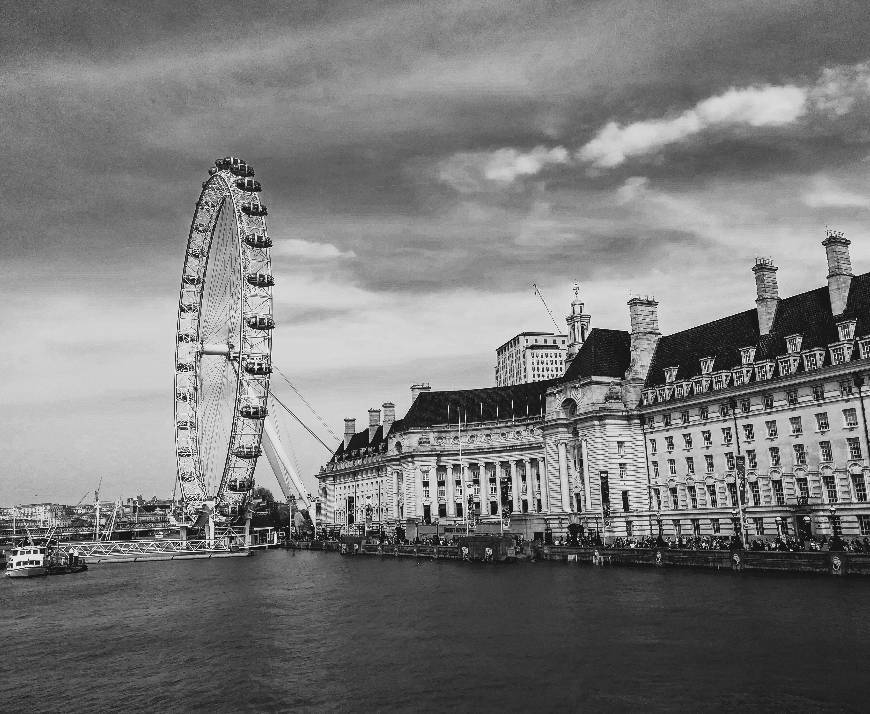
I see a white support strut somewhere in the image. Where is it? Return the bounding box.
[262,414,310,509]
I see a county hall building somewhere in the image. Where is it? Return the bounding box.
[317,231,870,543]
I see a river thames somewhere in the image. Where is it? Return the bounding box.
[2,551,869,712]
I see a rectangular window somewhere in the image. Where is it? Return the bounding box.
[719,403,730,417]
[625,520,633,537]
[813,385,825,401]
[727,482,739,507]
[681,410,689,425]
[683,433,693,449]
[711,518,721,534]
[706,484,718,508]
[848,437,863,460]
[754,517,765,535]
[652,461,660,478]
[840,380,854,397]
[725,452,735,471]
[699,406,709,420]
[669,486,679,510]
[740,398,751,414]
[789,416,803,436]
[686,457,695,474]
[787,389,798,406]
[600,472,610,511]
[852,474,867,502]
[772,480,785,506]
[769,447,781,467]
[702,430,712,446]
[692,518,701,537]
[622,490,630,512]
[796,476,809,500]
[764,394,774,410]
[766,420,778,438]
[844,408,859,428]
[649,439,657,455]
[688,485,698,509]
[668,459,677,475]
[705,454,714,473]
[663,414,672,427]
[816,412,830,431]
[653,488,662,510]
[673,519,682,537]
[859,515,870,536]
[749,481,761,506]
[741,424,754,441]
[722,427,733,445]
[746,449,757,469]
[665,436,674,452]
[794,443,806,465]
[820,440,833,462]
[619,463,627,480]
[823,474,838,502]
[617,441,625,456]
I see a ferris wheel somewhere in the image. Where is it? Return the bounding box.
[173,157,275,524]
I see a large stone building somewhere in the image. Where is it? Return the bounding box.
[495,332,568,386]
[318,231,870,543]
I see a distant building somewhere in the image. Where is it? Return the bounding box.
[495,332,568,386]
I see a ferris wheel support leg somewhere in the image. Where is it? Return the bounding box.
[262,414,311,509]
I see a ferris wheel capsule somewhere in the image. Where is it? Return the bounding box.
[240,403,268,419]
[235,178,262,192]
[246,314,275,330]
[246,272,274,288]
[234,444,261,459]
[227,478,253,493]
[243,356,272,376]
[241,201,267,217]
[244,231,272,249]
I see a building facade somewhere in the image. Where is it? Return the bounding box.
[318,231,870,543]
[495,332,568,386]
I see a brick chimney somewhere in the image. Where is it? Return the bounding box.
[822,229,852,316]
[343,418,356,449]
[622,296,661,407]
[410,383,431,402]
[382,402,396,436]
[752,257,779,335]
[625,297,661,385]
[368,408,381,441]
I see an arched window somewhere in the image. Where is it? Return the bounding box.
[561,398,578,418]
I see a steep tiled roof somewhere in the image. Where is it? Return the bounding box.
[561,328,631,382]
[645,273,870,388]
[329,381,554,461]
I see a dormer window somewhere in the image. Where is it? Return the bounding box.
[754,360,775,381]
[664,367,678,383]
[711,371,731,391]
[778,354,800,377]
[642,389,656,406]
[739,347,756,365]
[829,341,854,366]
[700,357,715,375]
[801,348,825,372]
[859,337,870,361]
[837,320,857,341]
[785,334,803,354]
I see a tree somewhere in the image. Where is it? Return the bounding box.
[252,486,276,504]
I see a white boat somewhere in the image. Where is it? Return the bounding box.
[5,545,48,578]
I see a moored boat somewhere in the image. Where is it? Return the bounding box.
[6,545,48,577]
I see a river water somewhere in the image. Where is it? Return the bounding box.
[2,550,869,713]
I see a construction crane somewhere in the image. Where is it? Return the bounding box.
[532,283,566,333]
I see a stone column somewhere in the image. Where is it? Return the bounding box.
[392,469,400,521]
[446,464,455,518]
[538,458,548,512]
[558,442,570,513]
[511,460,520,513]
[525,459,534,511]
[581,438,591,514]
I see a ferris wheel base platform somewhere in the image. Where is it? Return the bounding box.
[82,551,253,564]
[61,539,255,564]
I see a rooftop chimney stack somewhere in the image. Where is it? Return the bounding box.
[343,418,356,449]
[752,257,779,335]
[823,229,853,316]
[382,402,396,436]
[623,296,661,404]
[368,408,381,441]
[410,383,431,402]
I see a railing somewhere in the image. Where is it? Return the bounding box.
[62,539,231,557]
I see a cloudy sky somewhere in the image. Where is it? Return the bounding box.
[3,0,870,504]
